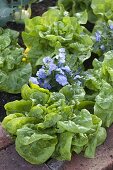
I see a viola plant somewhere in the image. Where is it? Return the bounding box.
[92,20,113,56]
[29,48,82,91]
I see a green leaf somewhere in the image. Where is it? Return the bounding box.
[5,100,32,115]
[74,10,88,24]
[28,106,44,120]
[91,0,113,20]
[73,109,93,129]
[60,83,85,104]
[72,133,88,147]
[94,81,113,127]
[84,126,106,158]
[2,113,36,135]
[16,126,57,164]
[47,92,65,105]
[85,59,102,91]
[21,84,50,105]
[0,29,32,93]
[102,51,113,83]
[53,132,73,160]
[38,112,62,129]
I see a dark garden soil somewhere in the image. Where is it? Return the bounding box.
[0,0,57,121]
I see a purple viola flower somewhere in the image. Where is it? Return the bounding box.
[59,48,65,53]
[43,57,53,65]
[29,77,39,84]
[74,75,81,80]
[61,66,71,74]
[43,79,52,89]
[49,63,57,73]
[59,52,65,63]
[100,45,105,51]
[55,74,68,86]
[110,24,113,30]
[55,49,66,64]
[56,68,65,75]
[36,68,46,79]
[95,31,101,42]
[37,78,43,86]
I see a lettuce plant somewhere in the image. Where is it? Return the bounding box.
[57,0,113,23]
[22,8,93,73]
[2,83,106,164]
[91,0,113,21]
[57,0,97,23]
[0,28,32,93]
[84,50,113,127]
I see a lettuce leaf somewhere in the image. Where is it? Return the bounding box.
[91,0,113,21]
[16,126,57,164]
[94,81,113,127]
[2,113,36,135]
[0,28,32,93]
[59,83,85,104]
[58,0,97,23]
[53,132,73,160]
[4,99,32,115]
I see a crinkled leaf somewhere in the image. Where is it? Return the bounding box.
[47,92,65,104]
[94,81,113,127]
[60,83,85,104]
[2,113,36,135]
[28,106,44,120]
[53,132,73,160]
[21,84,49,105]
[84,127,106,158]
[16,126,57,164]
[73,109,93,129]
[91,0,113,20]
[74,10,88,24]
[72,133,88,147]
[5,99,32,115]
[38,112,62,129]
[0,28,32,93]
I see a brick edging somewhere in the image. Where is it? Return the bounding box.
[0,123,13,150]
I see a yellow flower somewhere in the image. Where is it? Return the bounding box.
[22,57,27,62]
[24,47,30,54]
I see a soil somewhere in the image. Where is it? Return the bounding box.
[0,93,21,121]
[0,0,57,121]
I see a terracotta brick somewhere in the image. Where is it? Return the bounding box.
[0,124,13,150]
[0,145,50,170]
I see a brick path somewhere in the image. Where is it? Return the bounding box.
[0,124,113,170]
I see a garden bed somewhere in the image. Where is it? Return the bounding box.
[1,0,113,169]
